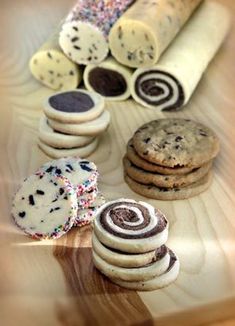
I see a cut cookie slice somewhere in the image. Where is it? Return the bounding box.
[44,89,104,123]
[29,24,82,90]
[92,233,168,268]
[84,57,133,101]
[126,138,195,175]
[38,138,98,159]
[125,171,213,201]
[38,157,98,197]
[11,172,77,240]
[132,119,220,168]
[123,155,212,189]
[93,248,170,282]
[111,250,180,291]
[39,116,94,149]
[93,199,168,253]
[48,110,110,136]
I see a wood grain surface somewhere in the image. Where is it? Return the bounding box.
[0,0,235,325]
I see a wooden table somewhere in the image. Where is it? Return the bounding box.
[1,0,235,325]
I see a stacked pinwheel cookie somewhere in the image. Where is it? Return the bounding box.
[38,89,110,158]
[92,199,180,290]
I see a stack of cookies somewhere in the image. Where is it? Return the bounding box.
[124,119,220,200]
[92,199,180,291]
[38,89,111,159]
[12,157,105,240]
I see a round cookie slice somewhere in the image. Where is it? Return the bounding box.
[38,138,98,159]
[48,110,110,136]
[111,250,180,291]
[133,119,220,168]
[93,249,170,282]
[125,171,213,201]
[39,116,94,149]
[126,138,196,175]
[123,155,212,189]
[38,157,98,197]
[92,233,168,268]
[12,172,77,240]
[43,89,104,123]
[93,199,168,253]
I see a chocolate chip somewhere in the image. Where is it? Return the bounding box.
[72,26,78,31]
[40,220,44,223]
[69,70,74,76]
[143,137,151,144]
[29,195,35,206]
[74,45,81,50]
[59,188,64,195]
[19,211,26,218]
[80,164,92,172]
[175,136,183,142]
[200,131,207,137]
[52,198,57,202]
[49,208,53,213]
[55,168,62,175]
[64,195,68,200]
[47,52,52,59]
[87,56,92,61]
[36,190,45,195]
[54,207,60,211]
[21,197,25,200]
[175,145,180,149]
[71,36,79,42]
[46,166,53,173]
[48,70,54,75]
[66,164,74,171]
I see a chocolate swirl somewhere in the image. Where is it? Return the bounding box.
[134,70,185,111]
[99,201,167,239]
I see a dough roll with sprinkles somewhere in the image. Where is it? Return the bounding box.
[84,57,133,101]
[93,199,168,253]
[109,0,202,68]
[130,1,231,110]
[59,0,135,65]
[29,23,82,90]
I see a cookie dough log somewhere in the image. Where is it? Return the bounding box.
[84,57,133,101]
[130,1,231,110]
[109,0,202,68]
[29,24,82,90]
[59,0,135,65]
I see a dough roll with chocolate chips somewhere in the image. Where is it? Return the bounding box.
[109,0,202,68]
[29,24,82,90]
[130,1,231,110]
[59,0,135,65]
[84,57,133,101]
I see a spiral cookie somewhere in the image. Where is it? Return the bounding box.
[93,199,168,253]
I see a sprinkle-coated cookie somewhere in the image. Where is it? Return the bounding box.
[12,172,77,240]
[133,119,220,168]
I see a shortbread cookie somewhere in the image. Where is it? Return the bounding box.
[93,199,168,253]
[125,171,213,201]
[130,1,230,110]
[12,172,77,240]
[38,138,98,159]
[48,110,110,136]
[92,233,168,268]
[39,116,94,149]
[109,0,202,67]
[84,57,132,101]
[29,24,82,90]
[93,248,170,282]
[78,185,98,208]
[133,119,220,168]
[126,139,195,175]
[111,250,180,291]
[38,157,98,196]
[59,0,135,65]
[44,89,104,123]
[123,156,212,189]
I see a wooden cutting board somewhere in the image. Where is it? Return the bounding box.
[0,0,235,325]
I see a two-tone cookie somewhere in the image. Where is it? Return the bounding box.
[12,172,77,240]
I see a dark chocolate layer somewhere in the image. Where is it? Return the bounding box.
[49,91,94,113]
[100,202,167,239]
[88,67,127,97]
[135,71,185,111]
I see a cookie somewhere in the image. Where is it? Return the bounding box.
[48,110,110,136]
[39,116,94,149]
[78,185,99,208]
[125,171,213,200]
[93,199,168,253]
[123,155,212,189]
[38,157,98,196]
[126,138,196,175]
[43,89,104,123]
[38,137,98,159]
[132,119,220,168]
[93,248,170,282]
[11,172,77,240]
[111,250,180,291]
[92,232,168,268]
